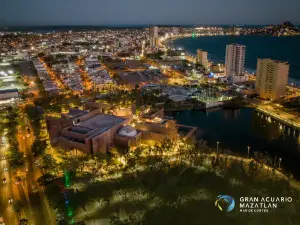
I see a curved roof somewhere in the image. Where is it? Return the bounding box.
[118,125,137,137]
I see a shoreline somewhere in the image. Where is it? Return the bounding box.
[162,35,300,85]
[167,106,300,180]
[207,152,300,188]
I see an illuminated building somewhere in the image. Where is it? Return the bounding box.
[149,26,159,48]
[225,44,246,83]
[165,48,186,61]
[196,49,208,67]
[0,88,19,100]
[255,59,289,100]
[141,40,146,57]
[46,108,140,154]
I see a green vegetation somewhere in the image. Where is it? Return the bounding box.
[283,96,300,112]
[18,218,29,225]
[25,104,48,156]
[13,200,23,219]
[101,89,137,106]
[4,107,25,170]
[42,140,300,225]
[224,96,248,109]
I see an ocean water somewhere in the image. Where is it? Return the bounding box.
[173,36,300,84]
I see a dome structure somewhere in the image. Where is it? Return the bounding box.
[118,125,137,137]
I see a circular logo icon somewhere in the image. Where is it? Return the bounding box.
[215,195,235,212]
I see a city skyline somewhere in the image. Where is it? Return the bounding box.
[1,0,300,26]
[1,2,300,224]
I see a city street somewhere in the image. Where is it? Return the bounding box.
[17,120,55,225]
[0,139,17,225]
[19,60,56,224]
[257,104,300,128]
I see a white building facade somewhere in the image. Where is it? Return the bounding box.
[197,49,208,67]
[149,26,159,48]
[225,44,246,83]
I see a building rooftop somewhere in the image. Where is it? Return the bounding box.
[258,58,289,65]
[69,126,93,134]
[79,114,125,130]
[68,109,89,118]
[0,88,18,94]
[229,43,246,47]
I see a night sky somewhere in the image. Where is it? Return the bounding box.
[1,0,300,26]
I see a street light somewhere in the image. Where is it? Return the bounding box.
[247,146,250,158]
[279,158,282,169]
[217,141,219,154]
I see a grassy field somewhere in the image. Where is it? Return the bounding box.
[44,141,300,225]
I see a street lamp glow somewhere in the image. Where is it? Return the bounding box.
[247,146,250,158]
[279,158,282,168]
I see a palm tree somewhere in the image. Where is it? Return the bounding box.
[13,200,22,219]
[19,219,28,225]
[93,197,108,209]
[263,153,273,178]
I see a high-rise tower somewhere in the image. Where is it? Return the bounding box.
[225,44,246,83]
[255,59,289,100]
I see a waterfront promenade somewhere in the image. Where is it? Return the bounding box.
[256,105,300,130]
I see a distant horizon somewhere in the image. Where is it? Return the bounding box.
[3,0,299,28]
[0,22,299,28]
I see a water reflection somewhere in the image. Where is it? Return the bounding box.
[173,108,300,179]
[251,111,282,142]
[223,109,240,120]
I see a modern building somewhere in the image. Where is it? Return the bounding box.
[196,49,208,67]
[255,59,289,100]
[225,44,246,83]
[46,108,140,154]
[149,26,159,48]
[0,88,19,100]
[136,107,197,142]
[46,106,197,154]
[165,49,186,61]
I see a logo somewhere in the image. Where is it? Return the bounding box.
[215,195,235,212]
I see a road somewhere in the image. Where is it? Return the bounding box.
[0,127,55,225]
[257,104,300,128]
[0,139,16,225]
[11,60,56,225]
[17,123,56,225]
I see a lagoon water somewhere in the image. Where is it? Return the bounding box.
[171,35,300,178]
[169,108,300,179]
[173,36,300,84]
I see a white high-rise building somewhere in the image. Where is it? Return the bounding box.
[149,26,159,48]
[225,44,246,83]
[255,59,289,100]
[197,49,208,67]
